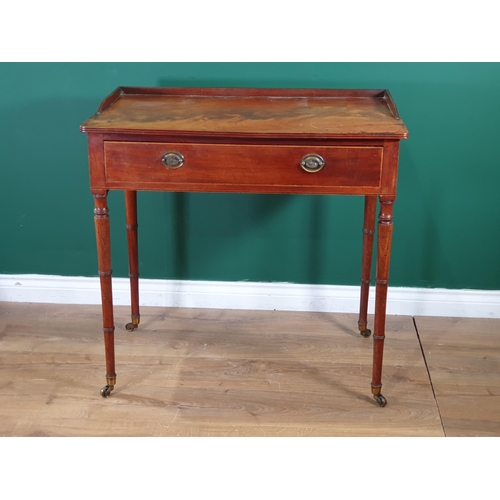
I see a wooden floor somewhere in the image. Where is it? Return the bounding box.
[0,302,499,437]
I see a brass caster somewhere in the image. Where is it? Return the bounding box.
[125,322,137,331]
[373,394,387,407]
[360,328,371,338]
[100,385,114,398]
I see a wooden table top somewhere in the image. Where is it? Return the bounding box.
[80,87,409,140]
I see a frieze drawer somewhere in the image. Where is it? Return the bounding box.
[104,141,384,194]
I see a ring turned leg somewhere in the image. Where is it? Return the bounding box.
[358,196,377,338]
[371,195,395,407]
[93,192,116,397]
[125,190,140,331]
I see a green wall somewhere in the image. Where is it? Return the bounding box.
[1,63,499,290]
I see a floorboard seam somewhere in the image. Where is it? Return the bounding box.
[412,316,447,437]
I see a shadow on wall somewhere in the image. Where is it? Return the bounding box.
[155,190,363,284]
[392,141,456,288]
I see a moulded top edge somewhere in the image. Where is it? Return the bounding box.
[96,86,392,113]
[80,86,408,138]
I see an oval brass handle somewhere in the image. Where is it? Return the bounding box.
[300,154,325,173]
[162,151,185,169]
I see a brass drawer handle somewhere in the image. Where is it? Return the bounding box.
[300,154,325,173]
[162,151,185,169]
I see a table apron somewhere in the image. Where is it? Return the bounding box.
[100,141,390,195]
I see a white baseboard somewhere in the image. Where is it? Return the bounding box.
[0,274,499,319]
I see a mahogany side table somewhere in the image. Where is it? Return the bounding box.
[81,87,408,406]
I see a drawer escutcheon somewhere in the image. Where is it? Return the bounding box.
[300,154,325,173]
[162,151,185,169]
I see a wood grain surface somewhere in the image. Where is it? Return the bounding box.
[81,88,409,139]
[0,303,442,436]
[415,316,500,437]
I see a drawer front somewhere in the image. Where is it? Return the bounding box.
[104,142,383,193]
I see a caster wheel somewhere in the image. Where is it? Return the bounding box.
[360,328,371,338]
[100,385,114,398]
[374,394,387,407]
[125,322,137,331]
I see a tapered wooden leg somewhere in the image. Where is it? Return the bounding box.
[93,192,116,397]
[371,195,395,407]
[358,196,377,337]
[125,190,140,331]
